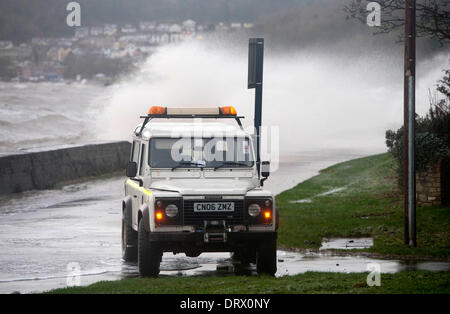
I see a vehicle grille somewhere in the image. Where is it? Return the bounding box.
[183,199,245,226]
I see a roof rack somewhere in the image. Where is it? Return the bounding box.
[137,106,245,135]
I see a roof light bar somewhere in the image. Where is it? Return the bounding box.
[167,107,220,115]
[146,106,238,117]
[138,106,244,135]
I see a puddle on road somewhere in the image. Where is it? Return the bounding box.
[124,249,450,279]
[2,250,450,294]
[276,251,450,275]
[320,238,374,250]
[155,250,450,278]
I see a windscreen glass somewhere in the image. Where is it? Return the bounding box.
[149,137,254,169]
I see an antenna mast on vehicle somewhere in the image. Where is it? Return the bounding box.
[248,38,264,178]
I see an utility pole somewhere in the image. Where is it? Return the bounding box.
[404,0,417,246]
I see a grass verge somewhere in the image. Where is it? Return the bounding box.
[48,271,450,294]
[276,153,450,258]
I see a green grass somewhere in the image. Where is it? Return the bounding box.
[48,271,450,294]
[276,153,450,258]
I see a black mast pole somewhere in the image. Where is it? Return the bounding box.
[248,38,264,177]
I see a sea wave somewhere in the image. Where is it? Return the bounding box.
[0,133,89,153]
[20,114,79,126]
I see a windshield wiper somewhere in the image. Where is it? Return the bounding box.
[214,161,250,171]
[171,160,205,171]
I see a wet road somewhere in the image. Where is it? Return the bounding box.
[1,149,448,294]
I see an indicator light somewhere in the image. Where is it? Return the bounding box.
[155,211,164,221]
[219,106,237,116]
[148,106,167,115]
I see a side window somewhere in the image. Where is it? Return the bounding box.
[130,141,135,161]
[139,144,146,176]
[132,140,140,163]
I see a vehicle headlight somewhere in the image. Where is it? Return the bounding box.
[165,204,178,217]
[248,203,261,217]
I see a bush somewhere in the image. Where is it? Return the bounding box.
[386,65,450,188]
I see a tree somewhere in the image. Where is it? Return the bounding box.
[385,63,450,188]
[344,0,450,45]
[437,67,450,98]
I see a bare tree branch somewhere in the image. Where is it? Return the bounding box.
[344,0,450,45]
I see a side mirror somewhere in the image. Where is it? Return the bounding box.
[261,161,270,178]
[126,161,137,178]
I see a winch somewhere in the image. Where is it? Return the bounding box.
[204,220,227,243]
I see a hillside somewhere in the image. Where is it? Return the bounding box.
[0,0,313,43]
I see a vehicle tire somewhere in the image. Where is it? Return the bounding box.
[232,248,256,275]
[256,238,277,276]
[122,211,137,262]
[138,219,162,277]
[232,248,256,265]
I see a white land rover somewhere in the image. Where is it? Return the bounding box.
[121,106,278,277]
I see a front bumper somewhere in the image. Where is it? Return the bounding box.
[148,231,277,252]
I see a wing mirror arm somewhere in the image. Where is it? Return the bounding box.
[260,177,268,186]
[130,177,143,187]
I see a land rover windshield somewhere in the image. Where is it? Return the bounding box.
[149,137,254,169]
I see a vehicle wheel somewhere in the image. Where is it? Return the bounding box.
[232,248,256,275]
[122,211,137,262]
[138,219,162,277]
[232,248,256,265]
[256,239,277,276]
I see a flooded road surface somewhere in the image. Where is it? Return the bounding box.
[0,176,123,293]
[3,149,448,294]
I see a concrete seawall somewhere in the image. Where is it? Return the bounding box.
[0,141,131,195]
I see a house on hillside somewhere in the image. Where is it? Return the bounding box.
[104,24,118,36]
[140,22,156,32]
[230,23,242,30]
[182,20,196,32]
[90,27,104,36]
[121,24,137,34]
[74,27,89,39]
[0,41,13,50]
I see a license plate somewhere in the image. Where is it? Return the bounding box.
[193,202,234,212]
